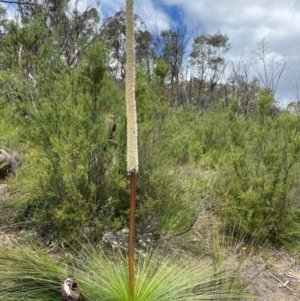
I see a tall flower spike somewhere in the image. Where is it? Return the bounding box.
[126,0,138,299]
[126,0,138,174]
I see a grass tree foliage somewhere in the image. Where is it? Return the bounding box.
[0,242,246,301]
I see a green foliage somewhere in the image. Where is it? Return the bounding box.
[185,103,246,167]
[214,91,300,246]
[0,243,245,301]
[0,21,202,244]
[0,244,69,300]
[164,90,300,248]
[255,89,279,122]
[135,68,203,234]
[3,40,127,241]
[1,2,300,253]
[153,58,170,84]
[0,107,21,150]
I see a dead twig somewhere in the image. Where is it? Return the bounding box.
[265,269,300,301]
[284,273,300,281]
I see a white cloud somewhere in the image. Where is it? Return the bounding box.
[135,0,170,32]
[97,0,299,104]
[157,0,300,105]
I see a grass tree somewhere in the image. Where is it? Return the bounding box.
[125,0,139,298]
[0,243,247,301]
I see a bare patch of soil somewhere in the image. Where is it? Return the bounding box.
[243,249,300,301]
[168,212,300,301]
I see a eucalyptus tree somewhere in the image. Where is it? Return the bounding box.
[0,0,100,112]
[100,10,155,81]
[160,28,185,87]
[189,32,230,109]
[16,0,100,67]
[157,19,199,101]
[150,25,195,106]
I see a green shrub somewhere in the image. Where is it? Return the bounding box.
[5,42,128,242]
[214,92,300,246]
[135,68,204,235]
[2,48,203,244]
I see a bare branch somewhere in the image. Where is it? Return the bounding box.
[252,38,290,94]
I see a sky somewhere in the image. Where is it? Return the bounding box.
[99,0,300,106]
[1,0,300,105]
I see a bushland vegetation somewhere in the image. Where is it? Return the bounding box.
[0,0,299,248]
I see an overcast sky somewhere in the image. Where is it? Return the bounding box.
[100,0,300,106]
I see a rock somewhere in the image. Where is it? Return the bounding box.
[10,151,21,174]
[0,149,11,178]
[61,276,80,301]
[0,149,21,178]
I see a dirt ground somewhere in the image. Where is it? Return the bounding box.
[165,213,300,301]
[244,249,300,301]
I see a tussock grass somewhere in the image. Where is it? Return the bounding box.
[0,244,68,300]
[0,242,246,301]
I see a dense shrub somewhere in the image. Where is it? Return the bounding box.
[1,40,200,243]
[6,43,128,241]
[214,91,300,246]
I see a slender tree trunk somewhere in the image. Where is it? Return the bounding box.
[126,0,138,299]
